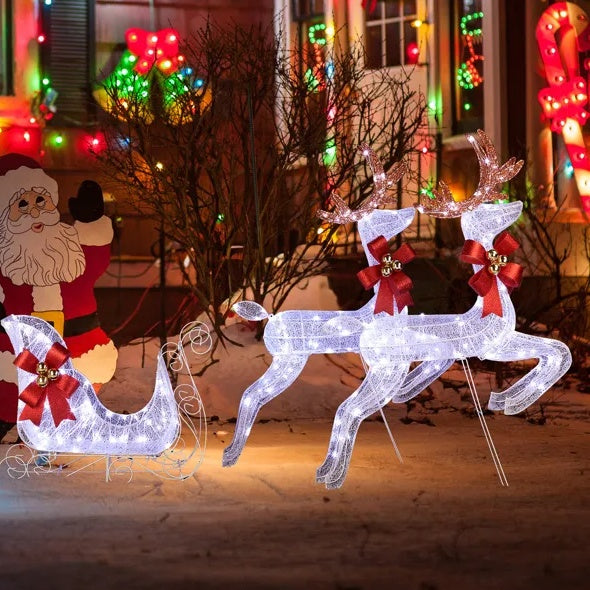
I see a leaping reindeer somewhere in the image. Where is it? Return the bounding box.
[316,131,572,489]
[223,145,452,468]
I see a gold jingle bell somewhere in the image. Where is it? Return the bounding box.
[381,253,393,277]
[486,247,508,276]
[36,362,48,376]
[489,263,501,275]
[48,368,59,381]
[36,374,49,388]
[380,253,402,278]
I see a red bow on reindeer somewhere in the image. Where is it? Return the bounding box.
[357,236,416,315]
[460,231,523,318]
[14,343,78,427]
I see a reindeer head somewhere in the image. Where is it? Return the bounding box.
[318,144,407,224]
[358,208,415,266]
[461,201,523,247]
[415,130,524,219]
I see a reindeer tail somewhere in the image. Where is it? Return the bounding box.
[232,301,269,321]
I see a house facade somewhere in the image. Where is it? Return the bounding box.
[279,0,589,274]
[0,0,588,276]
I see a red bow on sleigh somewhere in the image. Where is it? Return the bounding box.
[14,343,78,427]
[357,236,416,315]
[460,231,523,318]
[125,28,182,76]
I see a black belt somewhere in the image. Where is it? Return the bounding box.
[64,311,101,337]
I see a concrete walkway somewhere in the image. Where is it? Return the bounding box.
[0,409,589,589]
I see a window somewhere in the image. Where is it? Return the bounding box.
[292,0,324,21]
[365,0,419,69]
[0,0,13,95]
[292,0,325,81]
[452,0,484,133]
[40,0,95,125]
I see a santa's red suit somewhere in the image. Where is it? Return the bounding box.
[0,155,117,425]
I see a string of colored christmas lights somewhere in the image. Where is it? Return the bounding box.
[304,23,328,93]
[95,28,207,125]
[456,10,484,92]
[0,1,103,158]
[1,6,206,158]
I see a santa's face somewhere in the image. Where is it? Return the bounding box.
[0,187,85,287]
[7,188,59,234]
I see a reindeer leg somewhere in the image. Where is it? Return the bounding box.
[316,364,409,489]
[394,359,454,403]
[315,394,363,483]
[486,332,572,415]
[222,354,309,466]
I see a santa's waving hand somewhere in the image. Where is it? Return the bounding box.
[0,153,118,440]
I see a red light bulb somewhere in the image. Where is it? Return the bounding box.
[406,42,419,65]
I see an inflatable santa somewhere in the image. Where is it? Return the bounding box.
[0,153,118,440]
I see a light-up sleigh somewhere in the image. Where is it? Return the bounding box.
[0,314,209,480]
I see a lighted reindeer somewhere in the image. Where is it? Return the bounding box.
[223,145,452,467]
[316,131,572,489]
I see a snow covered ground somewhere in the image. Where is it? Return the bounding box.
[1,276,588,589]
[0,407,589,589]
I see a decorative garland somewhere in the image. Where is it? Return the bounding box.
[456,11,484,91]
[95,28,208,125]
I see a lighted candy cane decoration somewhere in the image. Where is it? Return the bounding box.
[536,1,590,213]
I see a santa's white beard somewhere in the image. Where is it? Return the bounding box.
[0,222,86,286]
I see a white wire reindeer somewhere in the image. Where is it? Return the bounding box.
[316,131,572,489]
[223,145,452,467]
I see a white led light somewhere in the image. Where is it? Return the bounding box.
[1,315,180,457]
[224,145,453,472]
[226,135,571,491]
[316,200,571,489]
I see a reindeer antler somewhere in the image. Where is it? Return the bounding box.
[416,130,524,218]
[318,144,407,224]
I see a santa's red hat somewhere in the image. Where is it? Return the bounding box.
[0,153,59,212]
